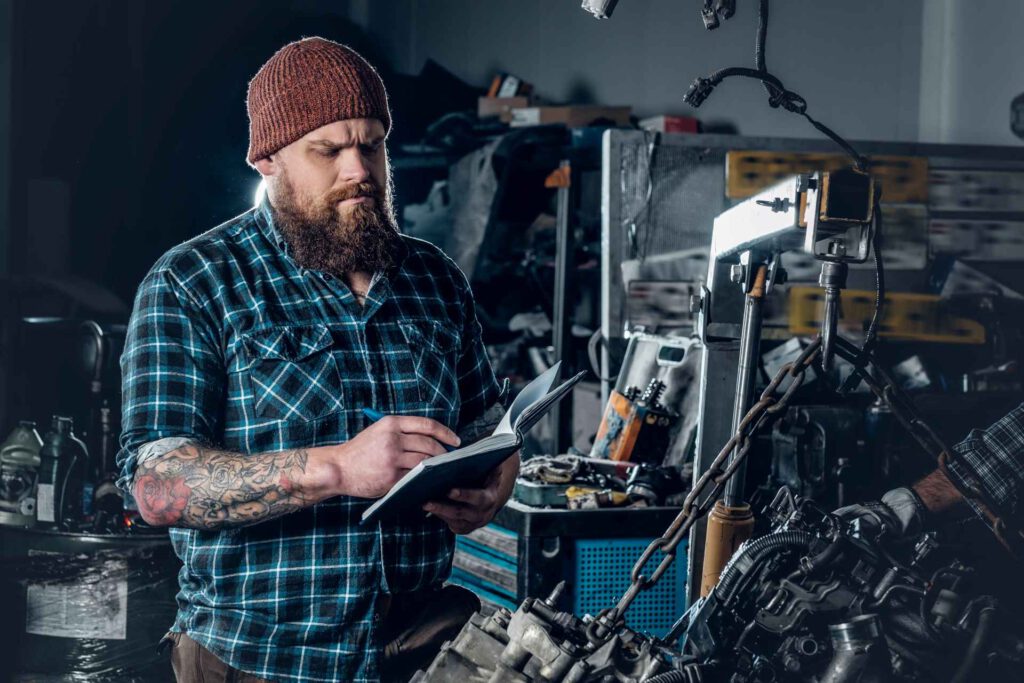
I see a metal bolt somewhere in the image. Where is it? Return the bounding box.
[756,197,791,213]
[730,264,745,284]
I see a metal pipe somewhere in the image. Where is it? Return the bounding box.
[551,159,574,454]
[723,264,767,506]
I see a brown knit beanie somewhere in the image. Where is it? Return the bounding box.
[246,37,391,164]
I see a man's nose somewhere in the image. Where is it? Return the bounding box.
[338,148,371,184]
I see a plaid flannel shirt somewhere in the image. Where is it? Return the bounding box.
[945,402,1024,527]
[116,198,502,682]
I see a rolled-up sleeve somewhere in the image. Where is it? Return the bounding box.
[115,268,224,494]
[945,403,1024,525]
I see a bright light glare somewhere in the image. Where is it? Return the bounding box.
[253,178,267,207]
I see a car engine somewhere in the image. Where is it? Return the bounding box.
[414,488,1024,682]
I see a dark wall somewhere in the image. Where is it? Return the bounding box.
[9,0,399,306]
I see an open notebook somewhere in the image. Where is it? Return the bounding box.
[361,362,585,524]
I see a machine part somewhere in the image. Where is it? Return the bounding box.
[803,170,874,263]
[597,333,697,467]
[701,0,736,29]
[680,491,1024,682]
[0,421,43,524]
[580,0,619,19]
[514,480,572,508]
[515,455,640,508]
[721,263,767,507]
[566,487,628,510]
[891,356,931,391]
[765,405,863,509]
[604,334,693,417]
[412,583,675,682]
[818,258,848,371]
[586,336,823,644]
[590,387,677,466]
[425,488,1024,682]
[788,287,987,344]
[625,465,686,507]
[639,378,667,407]
[820,615,892,682]
[699,501,754,597]
[600,325,1020,640]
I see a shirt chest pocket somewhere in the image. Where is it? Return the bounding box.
[398,319,461,416]
[241,324,344,422]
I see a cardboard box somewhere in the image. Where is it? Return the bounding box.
[478,96,531,122]
[509,105,632,128]
[639,115,699,134]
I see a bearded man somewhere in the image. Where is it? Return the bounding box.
[116,37,514,683]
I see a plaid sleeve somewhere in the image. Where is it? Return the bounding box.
[454,279,504,432]
[115,267,225,493]
[944,402,1024,524]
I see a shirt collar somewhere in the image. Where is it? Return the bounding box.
[254,194,291,255]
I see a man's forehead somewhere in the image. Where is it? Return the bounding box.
[302,119,386,145]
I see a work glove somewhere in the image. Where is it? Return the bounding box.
[833,487,928,539]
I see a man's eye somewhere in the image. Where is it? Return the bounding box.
[360,144,381,155]
[319,149,338,158]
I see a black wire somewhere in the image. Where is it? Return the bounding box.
[686,0,867,172]
[755,0,769,82]
[839,190,885,394]
[864,193,886,350]
[686,0,884,389]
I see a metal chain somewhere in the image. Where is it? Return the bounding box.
[585,336,823,643]
[586,332,1023,646]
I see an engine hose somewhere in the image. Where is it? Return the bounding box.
[950,607,997,683]
[716,531,815,604]
[786,537,844,582]
[646,665,704,683]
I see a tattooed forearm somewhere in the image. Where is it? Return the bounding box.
[133,443,315,530]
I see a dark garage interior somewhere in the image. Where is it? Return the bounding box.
[1,1,1024,681]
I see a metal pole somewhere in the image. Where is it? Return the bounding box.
[551,159,574,454]
[722,263,767,506]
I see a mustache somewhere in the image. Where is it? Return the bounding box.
[324,181,382,204]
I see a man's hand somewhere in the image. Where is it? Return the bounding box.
[335,416,461,499]
[423,451,520,535]
[834,487,928,540]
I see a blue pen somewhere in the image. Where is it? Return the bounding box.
[361,408,457,452]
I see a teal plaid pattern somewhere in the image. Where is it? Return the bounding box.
[116,198,501,682]
[946,402,1024,528]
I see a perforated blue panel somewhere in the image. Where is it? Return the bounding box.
[573,538,687,638]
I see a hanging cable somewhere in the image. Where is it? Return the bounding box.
[685,0,883,384]
[686,0,867,171]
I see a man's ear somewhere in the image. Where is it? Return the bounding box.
[254,156,276,177]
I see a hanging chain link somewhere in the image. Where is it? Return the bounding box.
[586,336,823,643]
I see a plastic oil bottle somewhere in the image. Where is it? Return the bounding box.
[36,416,88,530]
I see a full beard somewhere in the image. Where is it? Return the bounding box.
[270,172,402,278]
